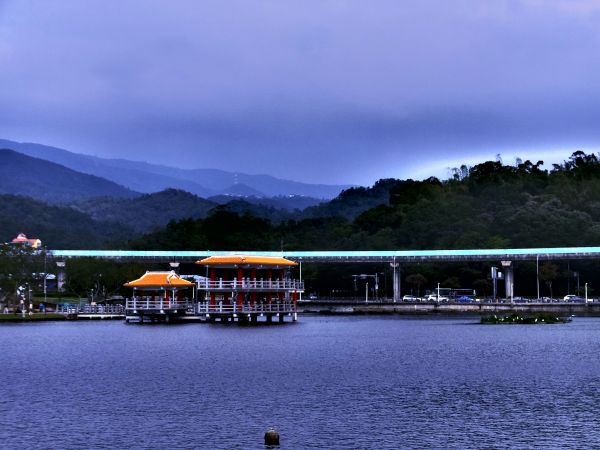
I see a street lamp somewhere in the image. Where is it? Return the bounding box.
[43,247,47,304]
[169,261,180,274]
[353,274,379,301]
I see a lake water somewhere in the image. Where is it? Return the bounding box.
[1,315,600,449]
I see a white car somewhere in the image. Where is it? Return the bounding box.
[425,294,448,302]
[402,295,419,302]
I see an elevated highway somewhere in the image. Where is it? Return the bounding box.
[48,247,600,302]
[49,246,600,263]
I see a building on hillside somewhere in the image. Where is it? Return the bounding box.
[10,233,42,248]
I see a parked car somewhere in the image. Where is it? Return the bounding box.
[425,294,448,302]
[402,295,419,302]
[563,294,585,302]
[455,296,473,302]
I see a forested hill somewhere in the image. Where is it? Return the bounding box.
[130,152,600,251]
[0,195,132,248]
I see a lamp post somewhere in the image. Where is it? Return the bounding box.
[437,282,440,302]
[43,247,47,304]
[354,274,379,302]
[585,283,588,303]
[536,255,540,301]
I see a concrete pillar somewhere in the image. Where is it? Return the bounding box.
[56,261,66,292]
[390,261,400,302]
[501,260,514,300]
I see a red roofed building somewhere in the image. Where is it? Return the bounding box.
[11,233,42,248]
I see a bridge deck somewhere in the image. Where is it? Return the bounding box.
[49,247,600,262]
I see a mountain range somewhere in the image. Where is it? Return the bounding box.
[0,138,351,199]
[0,138,397,247]
[0,149,137,203]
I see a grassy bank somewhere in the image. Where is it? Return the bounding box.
[0,313,67,322]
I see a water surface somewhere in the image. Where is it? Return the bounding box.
[1,316,599,449]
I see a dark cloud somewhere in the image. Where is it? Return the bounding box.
[1,0,600,184]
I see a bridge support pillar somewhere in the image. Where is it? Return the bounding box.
[56,261,66,293]
[390,261,400,302]
[501,260,514,301]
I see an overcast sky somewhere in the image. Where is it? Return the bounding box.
[1,0,600,185]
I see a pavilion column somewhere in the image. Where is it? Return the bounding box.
[237,267,244,308]
[278,269,284,302]
[250,268,257,306]
[210,268,216,306]
[267,269,273,305]
[223,269,229,305]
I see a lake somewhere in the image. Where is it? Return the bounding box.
[1,315,599,449]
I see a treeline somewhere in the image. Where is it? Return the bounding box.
[130,151,600,251]
[126,151,600,298]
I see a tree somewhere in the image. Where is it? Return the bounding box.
[405,273,427,296]
[0,243,45,309]
[539,262,559,299]
[473,279,491,297]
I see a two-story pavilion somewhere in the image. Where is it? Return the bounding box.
[195,255,303,323]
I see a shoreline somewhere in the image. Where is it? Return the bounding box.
[297,301,600,316]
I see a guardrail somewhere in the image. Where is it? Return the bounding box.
[197,279,304,290]
[56,304,125,314]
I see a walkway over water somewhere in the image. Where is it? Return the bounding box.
[49,246,600,262]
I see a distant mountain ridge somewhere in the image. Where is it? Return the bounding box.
[0,138,352,199]
[0,149,137,203]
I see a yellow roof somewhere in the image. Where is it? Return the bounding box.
[124,271,194,288]
[197,255,298,268]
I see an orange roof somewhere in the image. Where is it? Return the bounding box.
[197,255,298,267]
[124,271,194,288]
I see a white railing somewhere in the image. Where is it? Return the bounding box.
[197,279,304,291]
[124,299,296,314]
[56,304,125,314]
[125,298,192,311]
[195,302,296,314]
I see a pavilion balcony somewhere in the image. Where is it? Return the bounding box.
[125,298,192,312]
[194,301,296,315]
[197,279,304,292]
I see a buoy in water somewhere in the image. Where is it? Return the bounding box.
[264,428,280,446]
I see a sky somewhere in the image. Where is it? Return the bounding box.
[1,0,600,185]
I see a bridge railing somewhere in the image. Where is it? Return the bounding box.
[197,279,304,291]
